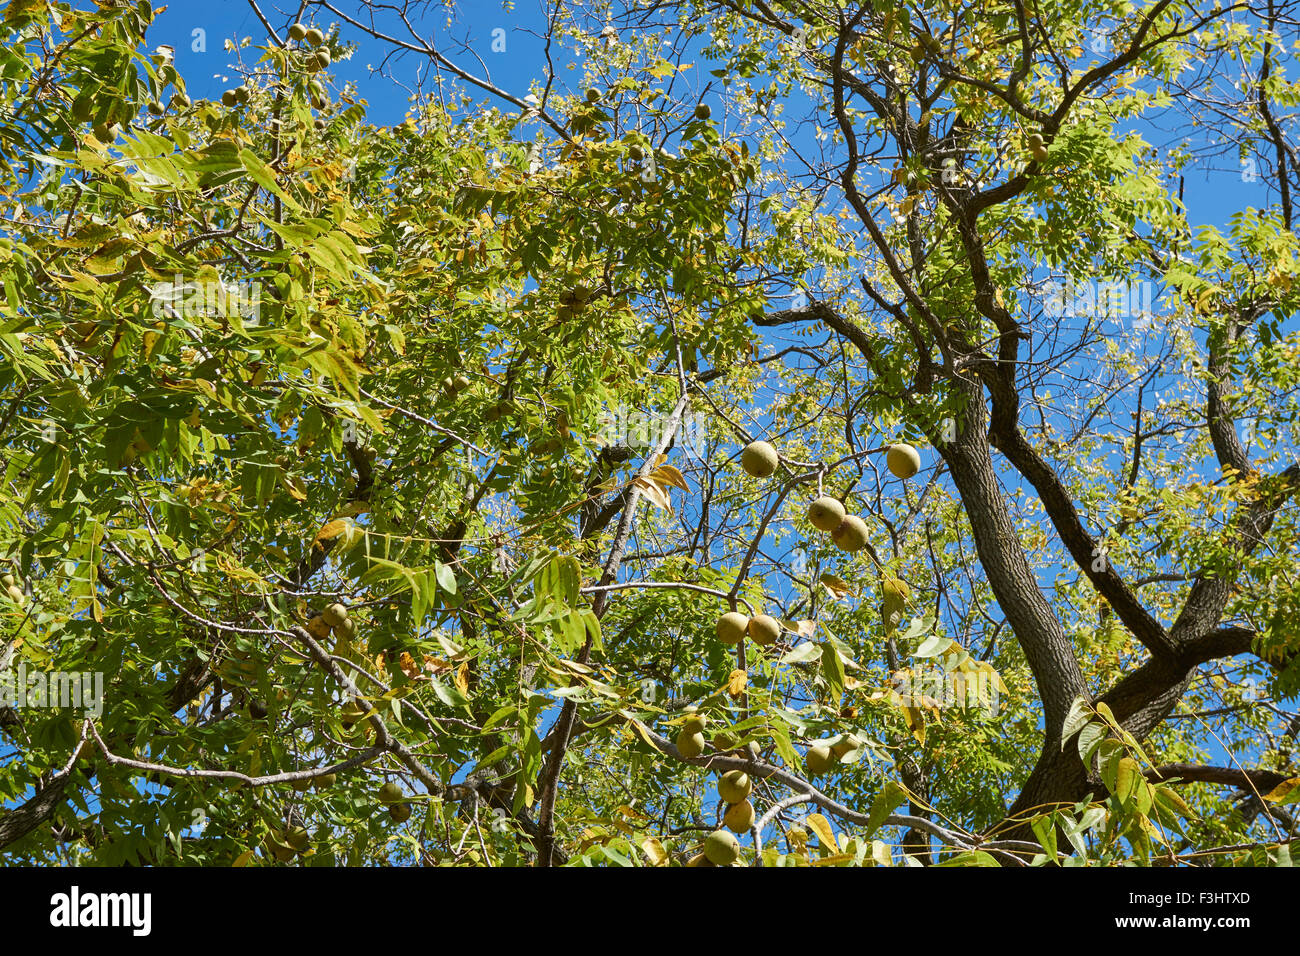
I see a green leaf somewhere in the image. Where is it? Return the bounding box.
[780,642,822,664]
[820,640,845,698]
[1030,813,1059,863]
[434,561,457,595]
[1061,695,1092,749]
[912,635,952,658]
[865,781,908,837]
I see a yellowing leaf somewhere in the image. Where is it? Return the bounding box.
[726,669,747,697]
[650,463,689,491]
[633,475,671,511]
[804,813,836,850]
[398,652,420,679]
[1265,777,1300,805]
[312,518,349,549]
[640,837,669,866]
[331,501,371,520]
[628,718,659,750]
[903,706,926,745]
[819,573,855,598]
[280,473,308,501]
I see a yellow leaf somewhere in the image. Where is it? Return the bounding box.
[628,718,659,750]
[398,652,420,679]
[786,824,808,851]
[232,848,256,867]
[819,573,855,598]
[312,518,349,549]
[795,620,817,638]
[331,501,371,520]
[455,660,470,695]
[640,837,669,866]
[871,839,892,867]
[632,475,671,511]
[726,669,747,697]
[904,706,926,745]
[804,813,836,850]
[1265,777,1300,804]
[280,473,308,501]
[651,463,689,491]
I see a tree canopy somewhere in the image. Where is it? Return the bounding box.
[0,0,1297,867]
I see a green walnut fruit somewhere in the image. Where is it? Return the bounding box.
[807,496,846,532]
[306,615,332,640]
[585,87,601,104]
[321,602,349,628]
[247,698,269,720]
[221,89,239,107]
[723,799,755,833]
[291,775,312,792]
[882,576,911,627]
[694,102,711,120]
[886,442,921,479]
[389,802,412,823]
[831,737,855,759]
[314,50,331,70]
[0,573,13,587]
[805,744,834,776]
[378,781,404,805]
[314,772,336,790]
[831,514,869,552]
[1031,143,1049,162]
[627,144,644,162]
[740,440,779,478]
[304,27,325,46]
[681,714,706,736]
[234,86,250,104]
[1028,132,1045,149]
[288,22,307,41]
[717,770,752,804]
[285,826,311,851]
[147,100,164,115]
[170,92,190,109]
[685,852,714,867]
[747,614,781,647]
[340,699,366,727]
[703,829,740,865]
[265,831,297,862]
[676,730,706,759]
[716,611,750,645]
